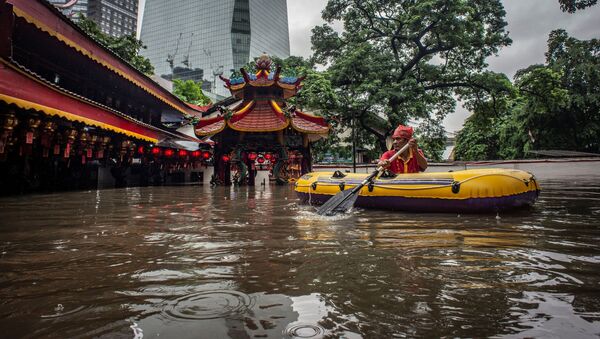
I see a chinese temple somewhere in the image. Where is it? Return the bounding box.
[0,0,213,194]
[195,55,330,185]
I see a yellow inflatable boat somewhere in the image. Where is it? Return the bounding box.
[295,168,540,213]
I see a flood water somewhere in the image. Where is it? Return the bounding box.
[1,174,600,338]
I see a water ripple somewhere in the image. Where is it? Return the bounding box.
[284,323,326,338]
[40,305,87,319]
[162,290,253,320]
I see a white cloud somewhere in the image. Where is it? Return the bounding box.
[287,0,328,58]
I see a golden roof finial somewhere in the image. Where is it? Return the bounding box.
[256,53,272,71]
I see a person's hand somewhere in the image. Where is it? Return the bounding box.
[408,138,418,151]
[377,159,391,168]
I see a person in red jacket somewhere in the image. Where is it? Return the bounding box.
[377,124,428,174]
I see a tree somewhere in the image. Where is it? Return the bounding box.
[172,79,212,106]
[76,15,155,75]
[310,0,512,160]
[558,0,598,12]
[270,56,340,111]
[454,114,499,161]
[454,30,600,159]
[518,30,600,153]
[453,73,516,160]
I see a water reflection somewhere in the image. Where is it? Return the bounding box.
[131,291,333,338]
[0,177,599,338]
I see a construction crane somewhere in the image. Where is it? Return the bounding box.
[182,33,194,68]
[166,33,183,71]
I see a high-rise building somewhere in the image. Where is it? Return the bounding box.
[140,0,290,97]
[47,0,138,37]
[87,0,138,37]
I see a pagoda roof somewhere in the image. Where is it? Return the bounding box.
[291,111,331,134]
[196,55,329,137]
[195,115,227,136]
[195,99,329,136]
[184,102,211,117]
[228,100,288,132]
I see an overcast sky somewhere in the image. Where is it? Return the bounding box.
[286,0,600,132]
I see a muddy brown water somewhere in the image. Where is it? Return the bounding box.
[1,173,599,338]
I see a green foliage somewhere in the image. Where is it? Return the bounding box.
[454,108,500,161]
[558,0,597,12]
[415,118,446,162]
[172,79,212,106]
[514,65,571,150]
[310,0,512,159]
[454,30,600,159]
[495,102,531,159]
[513,30,600,154]
[271,56,340,111]
[76,15,154,75]
[454,124,494,161]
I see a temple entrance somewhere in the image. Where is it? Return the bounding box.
[196,54,329,186]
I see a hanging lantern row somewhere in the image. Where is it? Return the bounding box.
[247,152,276,164]
[219,152,277,163]
[137,146,212,160]
[0,110,220,169]
[0,112,140,164]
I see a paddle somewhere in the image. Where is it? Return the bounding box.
[316,142,411,216]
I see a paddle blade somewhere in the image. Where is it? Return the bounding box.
[332,191,360,214]
[316,189,360,216]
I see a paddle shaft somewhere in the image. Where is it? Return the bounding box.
[331,142,412,208]
[374,141,412,174]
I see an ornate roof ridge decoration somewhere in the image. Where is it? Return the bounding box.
[8,0,203,116]
[195,54,329,137]
[219,54,305,98]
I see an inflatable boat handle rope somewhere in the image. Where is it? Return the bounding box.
[297,172,536,191]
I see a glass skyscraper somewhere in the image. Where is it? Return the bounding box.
[139,0,290,97]
[88,0,138,37]
[47,0,138,37]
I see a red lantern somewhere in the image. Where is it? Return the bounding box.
[137,146,145,154]
[257,156,265,164]
[248,152,257,161]
[191,150,201,157]
[201,151,211,159]
[264,153,272,160]
[178,149,188,157]
[164,149,174,157]
[151,147,161,155]
[222,155,230,162]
